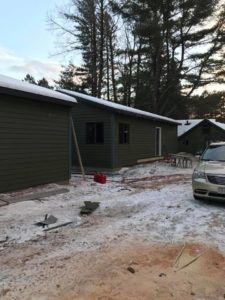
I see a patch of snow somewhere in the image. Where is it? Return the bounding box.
[59,89,179,125]
[118,160,195,179]
[0,74,77,104]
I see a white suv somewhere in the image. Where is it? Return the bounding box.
[192,142,225,201]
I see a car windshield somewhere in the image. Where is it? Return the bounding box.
[201,144,225,162]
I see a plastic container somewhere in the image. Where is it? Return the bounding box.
[94,172,107,184]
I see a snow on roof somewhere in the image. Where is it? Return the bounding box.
[178,119,204,137]
[210,120,225,131]
[177,119,225,137]
[59,90,180,125]
[0,74,77,104]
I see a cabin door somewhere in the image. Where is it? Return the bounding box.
[155,127,162,156]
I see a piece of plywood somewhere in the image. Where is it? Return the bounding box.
[137,156,164,164]
[1,188,69,205]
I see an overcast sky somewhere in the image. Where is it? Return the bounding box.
[0,0,78,83]
[1,0,224,92]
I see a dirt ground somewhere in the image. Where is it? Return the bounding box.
[2,241,225,300]
[1,162,225,299]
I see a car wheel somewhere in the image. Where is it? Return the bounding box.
[193,195,202,200]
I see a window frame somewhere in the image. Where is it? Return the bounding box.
[86,122,104,144]
[119,123,130,144]
[155,127,162,156]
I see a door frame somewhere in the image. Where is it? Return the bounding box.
[155,127,162,156]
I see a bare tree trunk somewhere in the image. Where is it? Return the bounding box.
[135,43,142,103]
[106,35,110,100]
[109,30,117,102]
[91,0,97,96]
[97,0,105,98]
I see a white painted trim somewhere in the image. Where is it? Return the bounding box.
[155,127,162,156]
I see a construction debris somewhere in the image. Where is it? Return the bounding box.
[0,199,9,206]
[43,222,73,232]
[127,266,135,274]
[80,201,100,215]
[172,243,206,272]
[172,244,186,268]
[0,188,69,205]
[0,236,9,244]
[176,251,206,272]
[35,214,58,228]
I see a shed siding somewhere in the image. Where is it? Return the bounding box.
[0,95,70,193]
[71,101,113,169]
[114,115,177,168]
[178,121,225,154]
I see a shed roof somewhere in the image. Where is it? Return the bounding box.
[59,90,180,125]
[0,74,77,105]
[178,119,225,137]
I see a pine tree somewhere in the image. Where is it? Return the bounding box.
[37,77,53,89]
[54,63,86,92]
[23,74,36,84]
[49,0,118,100]
[111,0,225,117]
[23,74,53,89]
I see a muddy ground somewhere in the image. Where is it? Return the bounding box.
[2,241,225,300]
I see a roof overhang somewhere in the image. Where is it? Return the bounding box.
[58,89,180,125]
[0,86,77,107]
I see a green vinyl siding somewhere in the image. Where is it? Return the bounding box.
[71,101,113,169]
[114,115,177,168]
[178,121,225,154]
[0,95,71,193]
[71,99,177,170]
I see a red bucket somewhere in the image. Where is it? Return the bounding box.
[94,172,107,184]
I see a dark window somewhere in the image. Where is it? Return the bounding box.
[86,122,104,144]
[119,123,130,144]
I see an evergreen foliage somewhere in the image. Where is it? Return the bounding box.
[54,63,87,92]
[23,74,36,84]
[49,0,118,100]
[50,0,225,118]
[23,74,53,89]
[37,77,53,89]
[111,0,225,117]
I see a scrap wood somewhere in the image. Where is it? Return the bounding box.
[172,244,186,268]
[176,251,206,272]
[4,188,69,205]
[0,236,9,244]
[0,198,9,204]
[35,214,58,228]
[43,221,73,232]
[0,199,9,207]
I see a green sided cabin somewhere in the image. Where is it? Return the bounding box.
[0,74,77,193]
[59,90,179,171]
[178,119,225,155]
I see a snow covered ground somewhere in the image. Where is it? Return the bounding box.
[1,161,225,299]
[0,161,225,250]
